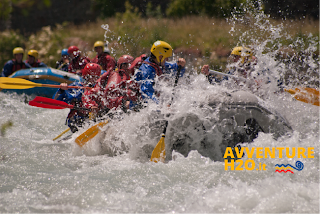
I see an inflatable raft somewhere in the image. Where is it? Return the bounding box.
[0,67,82,97]
[85,90,293,162]
[163,90,293,161]
[129,90,293,162]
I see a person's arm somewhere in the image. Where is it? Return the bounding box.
[25,62,31,68]
[84,57,91,64]
[164,58,186,77]
[39,62,47,67]
[67,64,74,73]
[105,55,116,74]
[201,65,228,84]
[91,55,97,63]
[24,61,32,68]
[82,86,101,109]
[1,61,13,77]
[125,80,140,103]
[53,82,83,103]
[97,69,112,87]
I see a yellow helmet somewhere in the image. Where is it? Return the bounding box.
[28,50,39,59]
[231,46,253,57]
[231,46,253,64]
[94,41,104,48]
[13,47,24,55]
[150,40,173,63]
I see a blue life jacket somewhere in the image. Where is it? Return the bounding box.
[1,59,31,77]
[52,81,86,131]
[52,81,84,103]
[135,57,185,103]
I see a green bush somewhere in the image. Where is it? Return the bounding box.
[0,31,26,69]
[25,24,69,67]
[146,2,163,19]
[93,0,126,18]
[0,0,12,22]
[166,0,246,18]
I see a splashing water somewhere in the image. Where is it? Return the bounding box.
[0,2,319,213]
[228,0,319,90]
[101,24,110,41]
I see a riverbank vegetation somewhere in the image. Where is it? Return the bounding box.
[0,2,319,72]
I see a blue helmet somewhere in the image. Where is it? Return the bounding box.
[61,49,69,56]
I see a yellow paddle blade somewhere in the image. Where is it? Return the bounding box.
[75,120,109,147]
[0,77,42,89]
[301,87,319,96]
[285,88,319,106]
[53,127,70,141]
[150,134,166,163]
[284,88,296,95]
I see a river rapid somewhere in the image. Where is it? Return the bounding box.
[0,69,319,213]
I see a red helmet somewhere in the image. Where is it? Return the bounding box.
[82,63,101,81]
[68,46,80,57]
[117,55,134,69]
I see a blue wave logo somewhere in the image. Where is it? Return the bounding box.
[275,161,304,174]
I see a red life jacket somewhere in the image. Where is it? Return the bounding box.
[92,53,116,73]
[82,69,130,111]
[97,55,161,88]
[25,59,41,68]
[11,59,28,73]
[106,69,130,88]
[128,54,147,76]
[68,56,90,74]
[128,54,163,77]
[104,69,140,110]
[83,68,141,112]
[96,69,112,89]
[82,85,104,110]
[95,58,130,89]
[143,60,163,76]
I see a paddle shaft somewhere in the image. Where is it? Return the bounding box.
[208,69,247,82]
[57,62,67,70]
[53,127,71,141]
[160,65,182,135]
[151,66,182,162]
[14,82,91,89]
[168,65,182,103]
[208,69,319,106]
[57,105,89,111]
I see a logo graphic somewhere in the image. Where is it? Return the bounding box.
[275,161,304,174]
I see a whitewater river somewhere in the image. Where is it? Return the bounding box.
[0,71,319,213]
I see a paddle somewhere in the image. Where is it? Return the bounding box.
[29,96,90,111]
[150,65,182,163]
[208,69,319,106]
[0,77,91,90]
[53,127,71,141]
[284,88,319,106]
[75,120,109,147]
[209,69,247,82]
[57,62,68,70]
